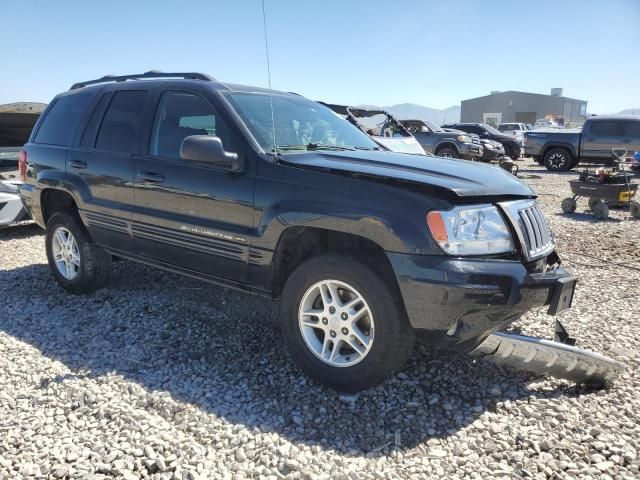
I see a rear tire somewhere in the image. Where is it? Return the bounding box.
[45,211,111,294]
[544,148,573,171]
[279,254,415,392]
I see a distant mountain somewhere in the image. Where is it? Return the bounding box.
[0,102,47,114]
[617,108,640,115]
[359,103,461,125]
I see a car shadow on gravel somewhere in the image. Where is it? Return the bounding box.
[0,260,589,456]
[552,212,622,223]
[0,223,42,240]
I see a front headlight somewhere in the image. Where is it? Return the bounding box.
[456,135,472,143]
[426,205,514,255]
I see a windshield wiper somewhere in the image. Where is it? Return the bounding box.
[354,146,380,151]
[275,143,356,152]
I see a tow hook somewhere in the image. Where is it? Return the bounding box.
[469,321,627,386]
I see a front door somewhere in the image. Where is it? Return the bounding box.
[621,119,640,158]
[132,89,254,284]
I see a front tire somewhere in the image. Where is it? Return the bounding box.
[436,147,458,159]
[279,255,415,392]
[544,148,573,171]
[45,211,111,294]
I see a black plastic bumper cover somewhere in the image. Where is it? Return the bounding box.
[387,252,575,353]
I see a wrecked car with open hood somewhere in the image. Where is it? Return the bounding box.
[320,103,427,156]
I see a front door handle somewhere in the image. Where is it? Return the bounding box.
[70,160,87,169]
[138,172,165,183]
[622,139,631,143]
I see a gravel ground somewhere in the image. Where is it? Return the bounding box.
[0,158,639,479]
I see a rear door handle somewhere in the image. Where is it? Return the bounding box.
[70,160,87,169]
[138,172,164,183]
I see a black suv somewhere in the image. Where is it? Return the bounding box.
[442,122,522,160]
[19,71,575,391]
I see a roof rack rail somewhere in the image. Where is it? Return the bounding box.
[70,70,216,90]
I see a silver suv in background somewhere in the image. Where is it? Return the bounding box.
[401,119,483,159]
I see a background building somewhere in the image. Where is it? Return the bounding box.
[460,89,588,127]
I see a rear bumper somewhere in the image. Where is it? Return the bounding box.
[387,252,575,352]
[16,182,44,227]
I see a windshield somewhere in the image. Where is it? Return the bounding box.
[225,92,380,152]
[424,121,444,133]
[481,123,503,135]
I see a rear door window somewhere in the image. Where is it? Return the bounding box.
[34,90,95,146]
[80,93,111,148]
[95,91,149,153]
[589,120,620,136]
[462,125,482,135]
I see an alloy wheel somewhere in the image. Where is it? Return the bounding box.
[51,227,80,280]
[548,152,567,169]
[298,279,374,367]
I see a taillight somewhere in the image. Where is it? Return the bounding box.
[18,149,27,181]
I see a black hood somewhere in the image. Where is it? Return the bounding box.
[280,150,534,198]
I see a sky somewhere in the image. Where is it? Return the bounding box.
[1,0,639,114]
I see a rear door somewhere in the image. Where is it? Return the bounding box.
[581,119,621,162]
[132,88,255,284]
[71,88,153,249]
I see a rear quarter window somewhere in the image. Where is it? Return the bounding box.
[34,90,95,146]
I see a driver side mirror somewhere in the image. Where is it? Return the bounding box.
[180,135,243,172]
[420,126,431,134]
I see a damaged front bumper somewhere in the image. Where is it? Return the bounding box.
[388,251,576,352]
[469,322,627,386]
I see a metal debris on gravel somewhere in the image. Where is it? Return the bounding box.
[0,158,639,479]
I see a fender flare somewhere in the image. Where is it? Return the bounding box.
[434,141,459,156]
[259,200,433,255]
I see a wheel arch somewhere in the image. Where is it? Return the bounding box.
[434,142,459,155]
[40,188,80,225]
[541,143,577,162]
[270,226,400,298]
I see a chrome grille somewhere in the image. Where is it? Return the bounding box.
[499,200,555,260]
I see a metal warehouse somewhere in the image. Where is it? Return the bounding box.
[460,89,588,127]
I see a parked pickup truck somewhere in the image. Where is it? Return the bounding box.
[525,116,640,171]
[19,71,576,391]
[400,119,483,160]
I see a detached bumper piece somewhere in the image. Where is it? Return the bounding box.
[0,181,32,228]
[469,322,627,386]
